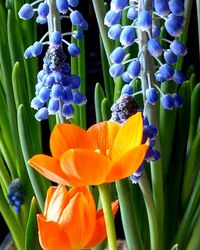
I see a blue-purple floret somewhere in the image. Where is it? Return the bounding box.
[7,179,25,213]
[32,44,86,121]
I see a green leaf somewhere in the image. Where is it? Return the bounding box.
[101,98,111,121]
[94,83,105,122]
[17,104,49,210]
[25,197,42,250]
[159,80,178,180]
[188,83,200,151]
[182,132,200,209]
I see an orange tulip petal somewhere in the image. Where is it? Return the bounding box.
[50,123,97,159]
[37,215,71,250]
[60,192,96,249]
[86,200,119,248]
[87,121,121,155]
[111,112,143,161]
[60,149,112,186]
[43,186,57,216]
[46,185,69,222]
[106,144,148,183]
[28,154,79,186]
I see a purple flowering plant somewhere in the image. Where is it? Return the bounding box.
[0,0,200,250]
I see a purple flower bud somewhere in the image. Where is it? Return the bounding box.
[35,107,49,121]
[153,149,161,160]
[161,94,174,110]
[104,10,122,27]
[121,84,133,95]
[68,43,81,57]
[36,16,47,24]
[145,146,155,161]
[120,26,136,46]
[172,93,183,108]
[146,88,158,105]
[51,84,63,100]
[38,87,50,102]
[48,99,59,114]
[172,70,185,84]
[110,47,126,63]
[164,49,177,64]
[63,75,81,89]
[62,89,73,103]
[72,30,84,40]
[38,3,49,18]
[165,14,184,37]
[137,10,152,31]
[111,0,128,13]
[50,31,62,45]
[154,0,170,17]
[18,3,34,20]
[32,42,43,57]
[109,63,124,77]
[45,75,55,87]
[31,96,45,110]
[170,39,187,56]
[73,92,87,105]
[68,0,79,7]
[169,0,184,16]
[108,24,122,40]
[127,60,141,79]
[62,104,74,118]
[37,70,45,81]
[155,72,165,82]
[24,46,33,59]
[122,71,132,83]
[127,6,138,20]
[53,71,64,82]
[159,64,174,80]
[35,82,43,95]
[70,10,88,30]
[56,0,68,14]
[147,39,163,57]
[143,125,158,139]
[152,24,161,38]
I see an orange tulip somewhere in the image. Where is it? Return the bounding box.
[38,185,118,250]
[29,112,148,186]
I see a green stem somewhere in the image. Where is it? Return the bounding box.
[0,185,25,250]
[139,172,159,250]
[92,0,114,65]
[98,183,117,250]
[137,0,164,247]
[116,179,144,250]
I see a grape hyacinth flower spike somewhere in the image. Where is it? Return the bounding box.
[105,0,187,182]
[18,0,88,121]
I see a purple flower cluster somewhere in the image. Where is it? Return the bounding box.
[105,0,186,110]
[18,0,88,120]
[7,179,25,213]
[31,35,86,121]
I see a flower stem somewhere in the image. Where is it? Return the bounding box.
[98,183,117,250]
[116,179,144,250]
[139,172,159,250]
[92,0,114,65]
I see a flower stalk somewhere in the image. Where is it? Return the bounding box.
[98,183,117,250]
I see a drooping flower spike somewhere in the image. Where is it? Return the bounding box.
[38,184,118,250]
[29,112,148,186]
